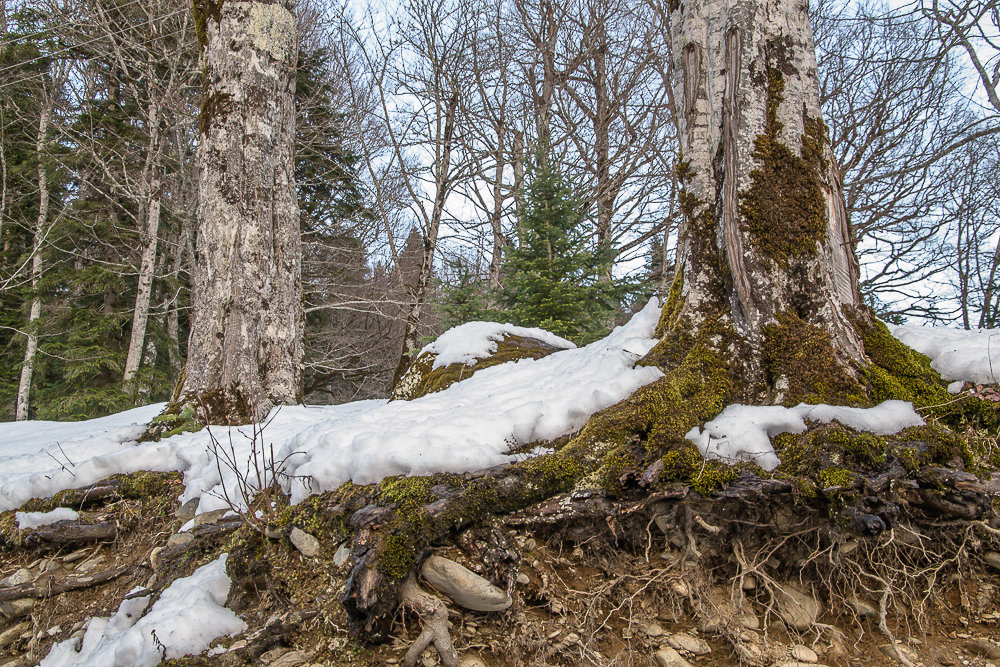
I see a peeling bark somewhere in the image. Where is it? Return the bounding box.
[666,0,866,400]
[181,0,303,423]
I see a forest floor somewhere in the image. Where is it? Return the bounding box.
[3,468,1000,667]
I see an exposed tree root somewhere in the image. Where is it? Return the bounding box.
[400,574,459,667]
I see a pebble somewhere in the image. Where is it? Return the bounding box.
[193,508,228,527]
[791,644,819,663]
[289,527,321,558]
[0,569,31,587]
[167,532,194,548]
[332,541,351,567]
[653,647,694,667]
[645,623,664,638]
[0,597,36,620]
[268,649,313,667]
[516,572,530,585]
[175,497,199,523]
[524,538,537,551]
[667,633,710,655]
[775,584,821,631]
[420,555,511,612]
[845,596,877,618]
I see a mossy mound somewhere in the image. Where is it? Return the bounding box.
[390,333,568,401]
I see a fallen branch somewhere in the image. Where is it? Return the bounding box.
[0,565,129,601]
[25,521,116,546]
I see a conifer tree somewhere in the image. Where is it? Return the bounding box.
[498,157,617,343]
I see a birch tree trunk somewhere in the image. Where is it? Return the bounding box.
[122,94,164,390]
[663,0,867,403]
[180,0,302,424]
[15,83,58,421]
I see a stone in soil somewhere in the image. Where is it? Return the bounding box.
[791,644,819,663]
[420,555,512,612]
[983,551,1000,572]
[965,637,1000,659]
[667,633,710,655]
[289,527,321,557]
[653,647,694,667]
[775,584,821,631]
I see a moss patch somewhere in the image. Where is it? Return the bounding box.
[391,334,567,401]
[764,311,866,406]
[740,68,827,264]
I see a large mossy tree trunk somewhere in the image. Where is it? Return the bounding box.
[660,0,867,405]
[180,0,303,424]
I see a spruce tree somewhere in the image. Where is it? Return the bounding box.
[498,158,617,343]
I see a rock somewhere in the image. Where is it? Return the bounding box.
[516,572,530,585]
[74,555,105,574]
[845,596,877,618]
[459,657,487,667]
[667,633,710,655]
[791,645,819,663]
[289,528,321,557]
[0,597,35,620]
[773,663,829,667]
[880,642,920,665]
[330,541,350,567]
[193,509,229,527]
[176,497,199,522]
[268,650,312,667]
[934,648,956,665]
[985,551,1000,572]
[524,538,537,552]
[775,584,821,631]
[0,569,32,587]
[167,532,194,548]
[742,574,757,591]
[698,599,759,633]
[0,622,29,649]
[645,623,664,638]
[420,555,512,612]
[149,546,165,575]
[965,638,1000,659]
[653,647,694,667]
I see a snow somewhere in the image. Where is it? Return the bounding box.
[16,507,78,530]
[420,321,575,370]
[685,400,924,470]
[0,299,663,514]
[39,555,245,667]
[891,324,1000,388]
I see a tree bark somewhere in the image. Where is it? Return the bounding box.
[123,93,166,390]
[664,0,866,402]
[181,0,302,424]
[15,88,57,421]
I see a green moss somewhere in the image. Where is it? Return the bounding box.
[655,272,684,338]
[764,311,867,406]
[816,466,857,490]
[740,68,827,264]
[659,443,739,496]
[392,335,566,401]
[855,317,949,407]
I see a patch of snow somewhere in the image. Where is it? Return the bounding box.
[16,507,78,530]
[421,321,576,370]
[0,299,663,514]
[686,400,923,471]
[891,324,1000,387]
[39,554,245,667]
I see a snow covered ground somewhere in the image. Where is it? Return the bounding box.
[891,324,1000,390]
[0,298,664,515]
[39,555,245,667]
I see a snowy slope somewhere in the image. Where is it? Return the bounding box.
[0,299,663,515]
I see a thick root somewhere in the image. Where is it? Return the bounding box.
[400,575,459,667]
